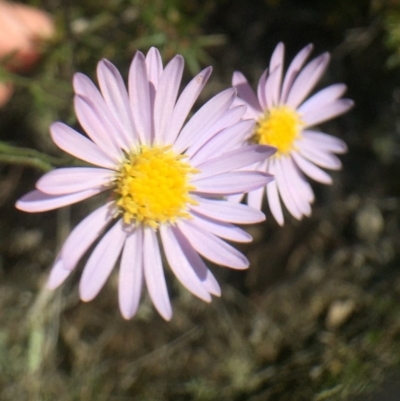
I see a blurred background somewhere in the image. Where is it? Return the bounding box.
[0,0,400,400]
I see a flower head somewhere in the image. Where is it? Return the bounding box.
[0,1,54,106]
[232,43,354,225]
[16,48,275,320]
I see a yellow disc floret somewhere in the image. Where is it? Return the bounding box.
[254,106,304,155]
[114,145,198,229]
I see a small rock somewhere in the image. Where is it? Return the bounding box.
[326,299,356,330]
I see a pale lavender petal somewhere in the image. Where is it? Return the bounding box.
[143,227,172,320]
[247,183,265,210]
[153,55,184,144]
[73,74,129,152]
[257,69,268,110]
[269,42,284,105]
[298,140,342,170]
[129,51,152,144]
[303,130,347,154]
[119,229,143,319]
[191,212,252,243]
[281,43,314,103]
[74,95,122,160]
[298,83,347,115]
[16,188,104,212]
[173,226,221,296]
[190,196,265,224]
[36,167,113,195]
[286,53,330,110]
[289,156,315,203]
[186,106,250,160]
[189,119,254,165]
[192,170,273,196]
[61,203,114,271]
[226,193,245,203]
[96,59,136,147]
[193,145,275,179]
[292,151,333,184]
[174,88,236,154]
[265,67,281,109]
[178,220,249,269]
[232,71,262,113]
[73,72,105,105]
[166,66,212,144]
[281,156,312,217]
[264,159,284,224]
[145,47,163,92]
[160,225,212,302]
[47,257,72,290]
[303,99,354,127]
[266,178,284,226]
[274,157,302,220]
[50,122,115,169]
[80,220,127,302]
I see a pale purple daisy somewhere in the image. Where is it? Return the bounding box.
[232,43,354,225]
[16,47,275,320]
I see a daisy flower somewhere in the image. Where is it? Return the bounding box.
[232,42,354,225]
[16,48,275,320]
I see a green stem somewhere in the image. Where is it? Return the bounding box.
[0,141,71,172]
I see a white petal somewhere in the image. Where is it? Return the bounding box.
[292,151,332,184]
[178,220,249,269]
[298,83,347,115]
[192,170,273,196]
[174,88,236,154]
[189,119,255,166]
[190,196,265,224]
[129,51,152,144]
[193,145,275,180]
[36,167,113,195]
[153,55,184,144]
[96,59,136,147]
[50,122,115,169]
[145,47,163,94]
[191,212,252,243]
[281,43,314,103]
[16,188,104,212]
[302,130,347,154]
[80,220,126,302]
[174,226,221,296]
[61,203,114,271]
[143,227,172,320]
[47,257,72,290]
[286,53,330,110]
[303,99,354,127]
[166,66,212,145]
[232,71,262,114]
[119,229,143,319]
[160,225,212,302]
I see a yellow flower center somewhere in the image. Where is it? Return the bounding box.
[254,106,304,155]
[114,146,198,229]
